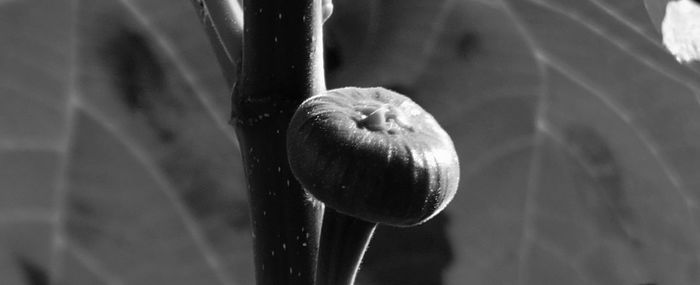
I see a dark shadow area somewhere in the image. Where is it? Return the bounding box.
[360,213,454,285]
[16,257,47,285]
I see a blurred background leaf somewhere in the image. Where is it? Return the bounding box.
[2,0,700,285]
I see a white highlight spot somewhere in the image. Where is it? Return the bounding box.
[662,0,700,63]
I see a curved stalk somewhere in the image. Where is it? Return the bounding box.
[316,209,376,285]
[188,0,243,86]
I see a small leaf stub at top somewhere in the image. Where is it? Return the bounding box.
[322,0,333,23]
[662,0,700,63]
[286,87,460,227]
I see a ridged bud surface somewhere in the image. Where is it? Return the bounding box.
[287,87,459,226]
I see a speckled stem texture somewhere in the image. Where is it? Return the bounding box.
[234,0,326,284]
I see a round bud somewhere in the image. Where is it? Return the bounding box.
[287,87,459,226]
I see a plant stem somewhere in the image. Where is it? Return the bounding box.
[188,0,243,86]
[316,209,376,285]
[234,0,326,284]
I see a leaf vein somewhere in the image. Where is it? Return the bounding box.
[80,105,237,285]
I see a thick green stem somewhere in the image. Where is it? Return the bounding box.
[316,209,376,285]
[234,0,326,284]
